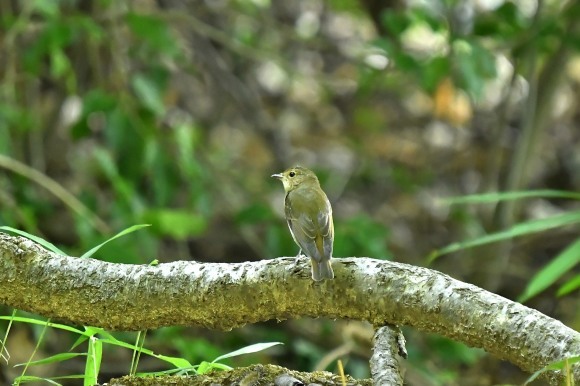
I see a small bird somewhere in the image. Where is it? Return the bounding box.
[272,166,334,281]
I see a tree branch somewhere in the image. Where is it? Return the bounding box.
[0,233,578,383]
[370,325,406,386]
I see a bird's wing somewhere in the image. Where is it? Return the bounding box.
[285,195,333,262]
[317,201,334,260]
[285,195,319,259]
[289,213,320,260]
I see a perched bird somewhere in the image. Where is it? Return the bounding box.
[271,166,334,281]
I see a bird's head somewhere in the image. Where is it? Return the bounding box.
[271,166,319,193]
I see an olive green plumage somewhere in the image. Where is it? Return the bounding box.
[272,166,334,281]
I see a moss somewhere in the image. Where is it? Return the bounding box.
[108,364,373,385]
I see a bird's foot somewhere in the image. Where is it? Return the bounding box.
[294,250,305,265]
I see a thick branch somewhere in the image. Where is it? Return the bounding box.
[0,234,578,383]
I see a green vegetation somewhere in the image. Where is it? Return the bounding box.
[1,0,580,384]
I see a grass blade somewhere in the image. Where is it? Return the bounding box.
[518,238,580,302]
[525,356,580,384]
[130,330,148,376]
[0,226,67,256]
[0,316,84,335]
[0,309,16,363]
[13,375,63,385]
[442,190,580,205]
[557,275,580,297]
[197,361,231,374]
[14,374,87,384]
[95,335,192,369]
[429,212,580,262]
[80,224,151,259]
[19,319,50,382]
[14,353,84,367]
[212,342,283,363]
[84,337,102,386]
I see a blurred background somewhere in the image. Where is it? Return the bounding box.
[1,0,580,384]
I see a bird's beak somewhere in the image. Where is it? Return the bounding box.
[271,173,283,179]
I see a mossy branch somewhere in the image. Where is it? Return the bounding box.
[0,233,578,384]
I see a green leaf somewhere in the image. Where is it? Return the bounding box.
[421,56,450,93]
[93,148,139,206]
[196,361,214,375]
[71,89,117,139]
[23,20,73,74]
[380,11,411,35]
[0,316,84,335]
[7,323,191,376]
[0,226,67,255]
[144,209,207,240]
[31,0,59,17]
[14,374,87,384]
[197,362,231,374]
[192,343,284,374]
[126,13,180,57]
[50,48,71,78]
[518,238,580,302]
[0,309,16,363]
[430,212,580,261]
[80,224,151,259]
[131,73,166,116]
[75,327,107,352]
[557,275,580,297]
[130,330,147,376]
[525,356,580,384]
[212,342,283,363]
[155,355,193,369]
[453,39,496,98]
[84,337,102,386]
[70,334,90,351]
[83,326,105,337]
[473,1,526,40]
[92,333,193,369]
[14,353,85,367]
[136,366,197,377]
[442,190,580,205]
[12,375,64,385]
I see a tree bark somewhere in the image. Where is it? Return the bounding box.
[0,233,578,384]
[370,325,406,386]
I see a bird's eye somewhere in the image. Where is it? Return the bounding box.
[289,171,296,177]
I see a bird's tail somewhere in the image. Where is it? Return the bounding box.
[311,259,334,281]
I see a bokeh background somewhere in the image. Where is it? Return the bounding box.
[1,0,580,384]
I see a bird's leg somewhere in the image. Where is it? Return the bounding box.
[294,249,304,265]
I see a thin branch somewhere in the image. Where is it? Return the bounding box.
[0,234,578,384]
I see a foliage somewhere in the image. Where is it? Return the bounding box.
[1,0,580,384]
[0,314,281,385]
[525,355,580,385]
[431,191,580,302]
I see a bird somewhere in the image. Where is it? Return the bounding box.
[271,166,334,281]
